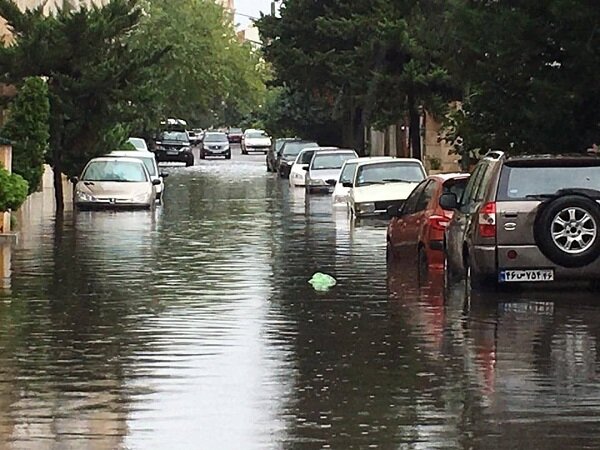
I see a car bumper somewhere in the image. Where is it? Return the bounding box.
[154,150,193,163]
[203,148,230,156]
[279,164,293,177]
[474,244,600,281]
[76,201,152,210]
[246,146,269,152]
[307,184,333,194]
[228,137,242,143]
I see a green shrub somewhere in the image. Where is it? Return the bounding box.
[1,77,50,194]
[0,165,28,212]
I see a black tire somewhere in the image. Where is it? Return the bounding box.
[464,254,496,292]
[225,152,231,160]
[186,158,194,167]
[386,240,395,264]
[535,195,600,268]
[199,151,205,160]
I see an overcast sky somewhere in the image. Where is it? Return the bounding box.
[234,0,273,28]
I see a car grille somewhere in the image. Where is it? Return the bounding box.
[375,200,405,212]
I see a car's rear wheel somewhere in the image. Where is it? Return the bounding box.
[535,195,600,268]
[386,240,395,264]
[199,151,205,160]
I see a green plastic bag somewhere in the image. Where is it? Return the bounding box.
[308,272,337,291]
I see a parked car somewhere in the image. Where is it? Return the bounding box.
[277,140,319,178]
[73,157,160,209]
[305,150,359,194]
[128,137,148,152]
[348,158,427,218]
[333,157,395,205]
[153,130,194,166]
[108,151,168,203]
[289,147,338,187]
[440,151,600,289]
[267,137,296,172]
[200,132,231,159]
[227,127,244,144]
[241,129,271,154]
[387,173,470,272]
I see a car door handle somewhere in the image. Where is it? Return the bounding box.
[503,211,518,218]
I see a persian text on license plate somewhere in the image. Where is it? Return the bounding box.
[499,269,554,283]
[167,150,179,155]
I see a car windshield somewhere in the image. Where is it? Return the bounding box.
[204,133,228,143]
[297,150,316,165]
[443,177,469,198]
[499,165,600,200]
[246,131,267,139]
[311,153,356,170]
[128,138,146,150]
[282,142,318,157]
[275,139,290,153]
[339,162,358,183]
[160,131,189,142]
[82,160,148,182]
[355,162,425,186]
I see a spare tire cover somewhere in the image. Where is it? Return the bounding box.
[535,195,600,268]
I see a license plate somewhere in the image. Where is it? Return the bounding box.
[499,269,554,283]
[167,149,179,155]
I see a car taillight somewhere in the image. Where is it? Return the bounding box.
[429,215,450,231]
[478,202,496,238]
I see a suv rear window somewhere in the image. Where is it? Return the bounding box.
[498,165,600,200]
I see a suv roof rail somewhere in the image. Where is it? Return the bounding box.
[483,149,505,160]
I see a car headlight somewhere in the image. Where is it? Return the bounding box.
[76,191,96,202]
[224,145,230,150]
[180,146,190,152]
[309,178,327,186]
[356,202,376,214]
[333,195,348,203]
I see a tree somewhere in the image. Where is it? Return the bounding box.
[128,0,267,132]
[1,77,49,194]
[446,0,600,155]
[0,0,167,210]
[0,162,28,212]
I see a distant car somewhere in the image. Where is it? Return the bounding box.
[277,140,319,178]
[289,147,338,187]
[332,157,393,205]
[348,158,427,218]
[153,130,194,167]
[128,137,148,152]
[200,132,231,159]
[387,173,469,271]
[241,129,271,155]
[305,150,359,194]
[108,151,168,203]
[267,138,296,173]
[73,157,160,209]
[187,130,202,147]
[227,127,243,144]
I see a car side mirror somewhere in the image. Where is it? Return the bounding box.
[326,179,337,186]
[302,166,309,171]
[152,179,162,186]
[342,182,353,188]
[387,205,404,218]
[159,172,169,178]
[439,192,459,210]
[70,176,79,184]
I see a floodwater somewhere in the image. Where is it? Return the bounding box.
[2,149,600,449]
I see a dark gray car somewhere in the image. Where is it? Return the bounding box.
[441,151,600,289]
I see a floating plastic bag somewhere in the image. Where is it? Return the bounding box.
[308,272,337,291]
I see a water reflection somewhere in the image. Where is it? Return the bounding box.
[1,156,600,448]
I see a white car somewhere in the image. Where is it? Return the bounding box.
[108,151,167,202]
[73,157,160,209]
[332,157,394,205]
[305,149,358,194]
[348,158,426,217]
[241,129,272,154]
[128,137,148,152]
[289,147,338,187]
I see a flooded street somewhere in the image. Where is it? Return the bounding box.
[2,149,600,449]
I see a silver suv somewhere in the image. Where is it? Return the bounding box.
[440,151,600,288]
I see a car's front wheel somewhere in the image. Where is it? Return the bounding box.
[225,152,231,160]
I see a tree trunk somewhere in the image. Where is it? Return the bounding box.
[408,93,422,160]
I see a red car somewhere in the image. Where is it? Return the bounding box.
[387,173,470,270]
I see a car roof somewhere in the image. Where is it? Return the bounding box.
[89,156,147,164]
[108,151,154,158]
[298,146,338,153]
[355,157,422,167]
[312,149,357,156]
[427,172,470,182]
